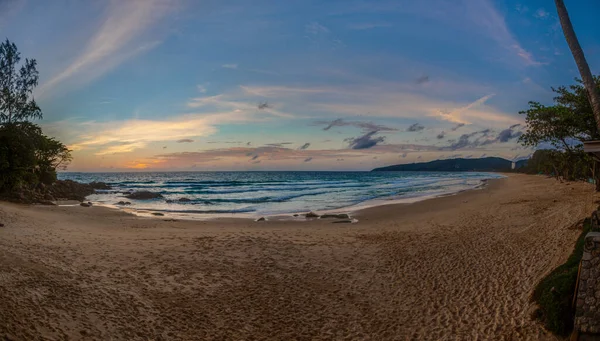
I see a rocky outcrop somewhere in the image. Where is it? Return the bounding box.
[47,180,95,202]
[124,191,163,200]
[89,182,111,190]
[115,201,131,205]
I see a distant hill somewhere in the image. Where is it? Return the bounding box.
[372,157,523,172]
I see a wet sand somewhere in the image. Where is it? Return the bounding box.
[0,174,596,340]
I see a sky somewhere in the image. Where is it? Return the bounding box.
[1,0,599,172]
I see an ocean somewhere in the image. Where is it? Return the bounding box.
[58,171,503,218]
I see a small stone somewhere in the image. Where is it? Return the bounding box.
[332,220,353,224]
[320,213,350,219]
[582,269,590,280]
[293,214,299,217]
[80,202,91,207]
[305,211,319,218]
[0,223,4,227]
[585,296,596,306]
[583,260,591,269]
[256,217,266,222]
[151,212,165,216]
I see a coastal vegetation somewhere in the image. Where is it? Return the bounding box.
[531,218,591,335]
[0,39,76,202]
[518,76,600,185]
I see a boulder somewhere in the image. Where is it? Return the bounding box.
[125,191,163,200]
[80,202,91,207]
[320,213,350,219]
[38,200,57,206]
[89,182,111,190]
[48,180,95,202]
[256,217,266,222]
[305,211,320,218]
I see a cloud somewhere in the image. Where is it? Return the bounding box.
[534,8,549,19]
[345,131,386,149]
[317,118,398,132]
[347,22,392,30]
[38,0,173,96]
[305,22,329,35]
[415,75,429,84]
[0,0,24,28]
[407,123,424,132]
[177,139,194,143]
[197,84,208,93]
[304,157,313,162]
[497,128,523,142]
[436,131,446,139]
[451,123,465,131]
[515,4,529,14]
[298,143,310,150]
[222,64,238,69]
[257,101,271,110]
[432,94,495,124]
[265,142,293,147]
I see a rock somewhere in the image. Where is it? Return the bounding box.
[48,180,95,202]
[80,202,91,207]
[89,182,111,190]
[38,200,57,206]
[87,202,93,206]
[125,191,163,200]
[256,217,266,222]
[122,191,132,195]
[305,211,320,218]
[151,212,164,216]
[178,197,192,202]
[293,214,299,217]
[320,213,350,219]
[0,223,4,227]
[332,220,353,224]
[164,219,178,222]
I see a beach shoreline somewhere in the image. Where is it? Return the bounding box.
[78,173,505,222]
[0,173,596,340]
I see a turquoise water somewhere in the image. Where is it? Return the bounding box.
[58,171,503,217]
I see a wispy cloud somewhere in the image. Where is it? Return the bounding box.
[38,0,174,97]
[298,143,311,150]
[177,139,194,143]
[347,22,392,30]
[305,22,329,35]
[534,8,549,19]
[431,94,495,124]
[407,123,424,132]
[316,118,398,132]
[222,63,238,69]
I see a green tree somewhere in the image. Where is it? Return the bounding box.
[0,40,71,195]
[519,78,600,184]
[0,39,42,124]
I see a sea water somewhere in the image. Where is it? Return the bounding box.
[58,171,503,218]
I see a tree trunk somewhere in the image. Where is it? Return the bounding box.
[555,0,600,132]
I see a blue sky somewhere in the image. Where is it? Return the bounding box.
[1,0,599,171]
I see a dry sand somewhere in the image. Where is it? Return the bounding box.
[0,174,597,340]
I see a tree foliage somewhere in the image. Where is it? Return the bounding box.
[0,39,42,124]
[0,40,71,194]
[518,77,600,184]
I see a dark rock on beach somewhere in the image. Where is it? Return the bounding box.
[48,180,95,202]
[115,201,131,205]
[125,191,163,200]
[305,212,320,218]
[178,197,192,202]
[151,212,165,216]
[321,213,350,219]
[332,220,353,224]
[256,217,266,222]
[80,202,91,207]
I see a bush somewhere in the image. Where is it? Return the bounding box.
[531,218,591,335]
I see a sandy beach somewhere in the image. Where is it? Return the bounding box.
[0,174,596,340]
